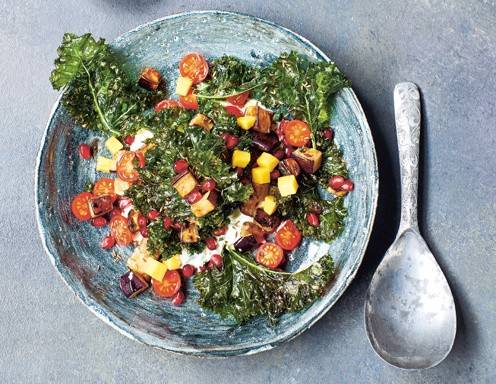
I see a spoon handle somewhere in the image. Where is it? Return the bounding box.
[394,82,421,233]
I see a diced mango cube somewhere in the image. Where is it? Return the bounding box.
[278,175,299,196]
[252,167,271,184]
[256,152,279,172]
[96,156,114,173]
[105,136,123,155]
[236,116,257,130]
[176,76,193,96]
[259,195,278,215]
[142,258,168,281]
[164,254,182,270]
[232,150,251,168]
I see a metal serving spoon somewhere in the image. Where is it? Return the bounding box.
[364,82,456,369]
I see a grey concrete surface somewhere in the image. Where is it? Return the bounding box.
[1,0,495,383]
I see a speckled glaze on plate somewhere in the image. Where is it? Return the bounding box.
[35,11,378,357]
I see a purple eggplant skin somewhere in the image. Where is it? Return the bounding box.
[254,209,281,232]
[251,133,278,152]
[119,271,149,298]
[233,235,258,252]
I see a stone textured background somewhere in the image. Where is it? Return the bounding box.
[0,0,494,383]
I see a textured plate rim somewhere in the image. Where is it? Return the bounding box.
[35,10,378,357]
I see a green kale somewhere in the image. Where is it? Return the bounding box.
[50,33,161,135]
[194,248,335,325]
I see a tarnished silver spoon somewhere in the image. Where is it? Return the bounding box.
[364,82,456,369]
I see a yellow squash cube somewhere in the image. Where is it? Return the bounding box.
[252,167,271,184]
[236,116,257,130]
[176,76,193,96]
[278,175,299,196]
[256,152,279,172]
[259,195,278,215]
[164,254,182,270]
[96,156,114,173]
[142,258,168,281]
[105,136,123,155]
[232,150,251,168]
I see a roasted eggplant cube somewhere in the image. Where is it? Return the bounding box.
[240,194,261,217]
[180,222,200,243]
[254,208,281,232]
[292,148,323,174]
[278,158,301,177]
[191,191,218,218]
[241,221,266,243]
[189,113,214,132]
[253,107,272,133]
[251,133,278,152]
[119,271,149,298]
[253,183,269,199]
[234,235,258,252]
[138,67,162,91]
[173,171,198,198]
[88,195,114,217]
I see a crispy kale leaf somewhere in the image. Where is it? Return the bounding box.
[50,33,160,135]
[194,248,335,325]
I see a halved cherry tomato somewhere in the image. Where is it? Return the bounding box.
[179,92,198,110]
[275,220,302,251]
[179,53,209,84]
[154,99,180,113]
[226,91,250,107]
[281,119,311,147]
[71,192,93,221]
[93,178,115,197]
[224,105,244,117]
[152,270,182,298]
[256,243,284,269]
[109,215,133,246]
[116,151,139,183]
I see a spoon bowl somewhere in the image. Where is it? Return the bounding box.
[364,82,456,369]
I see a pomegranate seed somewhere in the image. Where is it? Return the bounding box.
[124,135,135,145]
[163,217,173,229]
[140,226,149,238]
[225,134,239,150]
[306,212,320,227]
[205,237,218,250]
[270,170,281,180]
[201,179,216,192]
[109,208,122,219]
[147,210,160,220]
[137,214,147,228]
[186,190,202,205]
[207,260,215,270]
[273,148,285,160]
[117,197,133,210]
[181,264,195,278]
[91,217,107,227]
[210,254,223,268]
[212,226,228,236]
[174,159,189,174]
[341,179,354,191]
[101,236,115,249]
[323,129,334,140]
[171,291,185,306]
[284,146,294,157]
[329,175,345,190]
[79,144,92,159]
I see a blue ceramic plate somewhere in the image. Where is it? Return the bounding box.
[36,11,378,357]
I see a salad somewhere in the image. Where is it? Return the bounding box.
[50,33,354,325]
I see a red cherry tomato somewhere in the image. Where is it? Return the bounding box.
[109,215,133,246]
[212,226,228,236]
[181,264,195,278]
[101,236,115,249]
[174,159,189,174]
[116,151,139,183]
[152,270,182,298]
[179,92,198,110]
[275,220,302,251]
[71,192,93,221]
[91,217,107,227]
[281,119,311,147]
[79,144,92,159]
[179,53,209,84]
[256,243,284,269]
[154,99,180,113]
[224,105,244,117]
[226,91,250,107]
[306,212,320,227]
[123,135,135,145]
[93,178,115,197]
[147,210,160,220]
[205,237,218,250]
[171,290,185,306]
[201,179,216,192]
